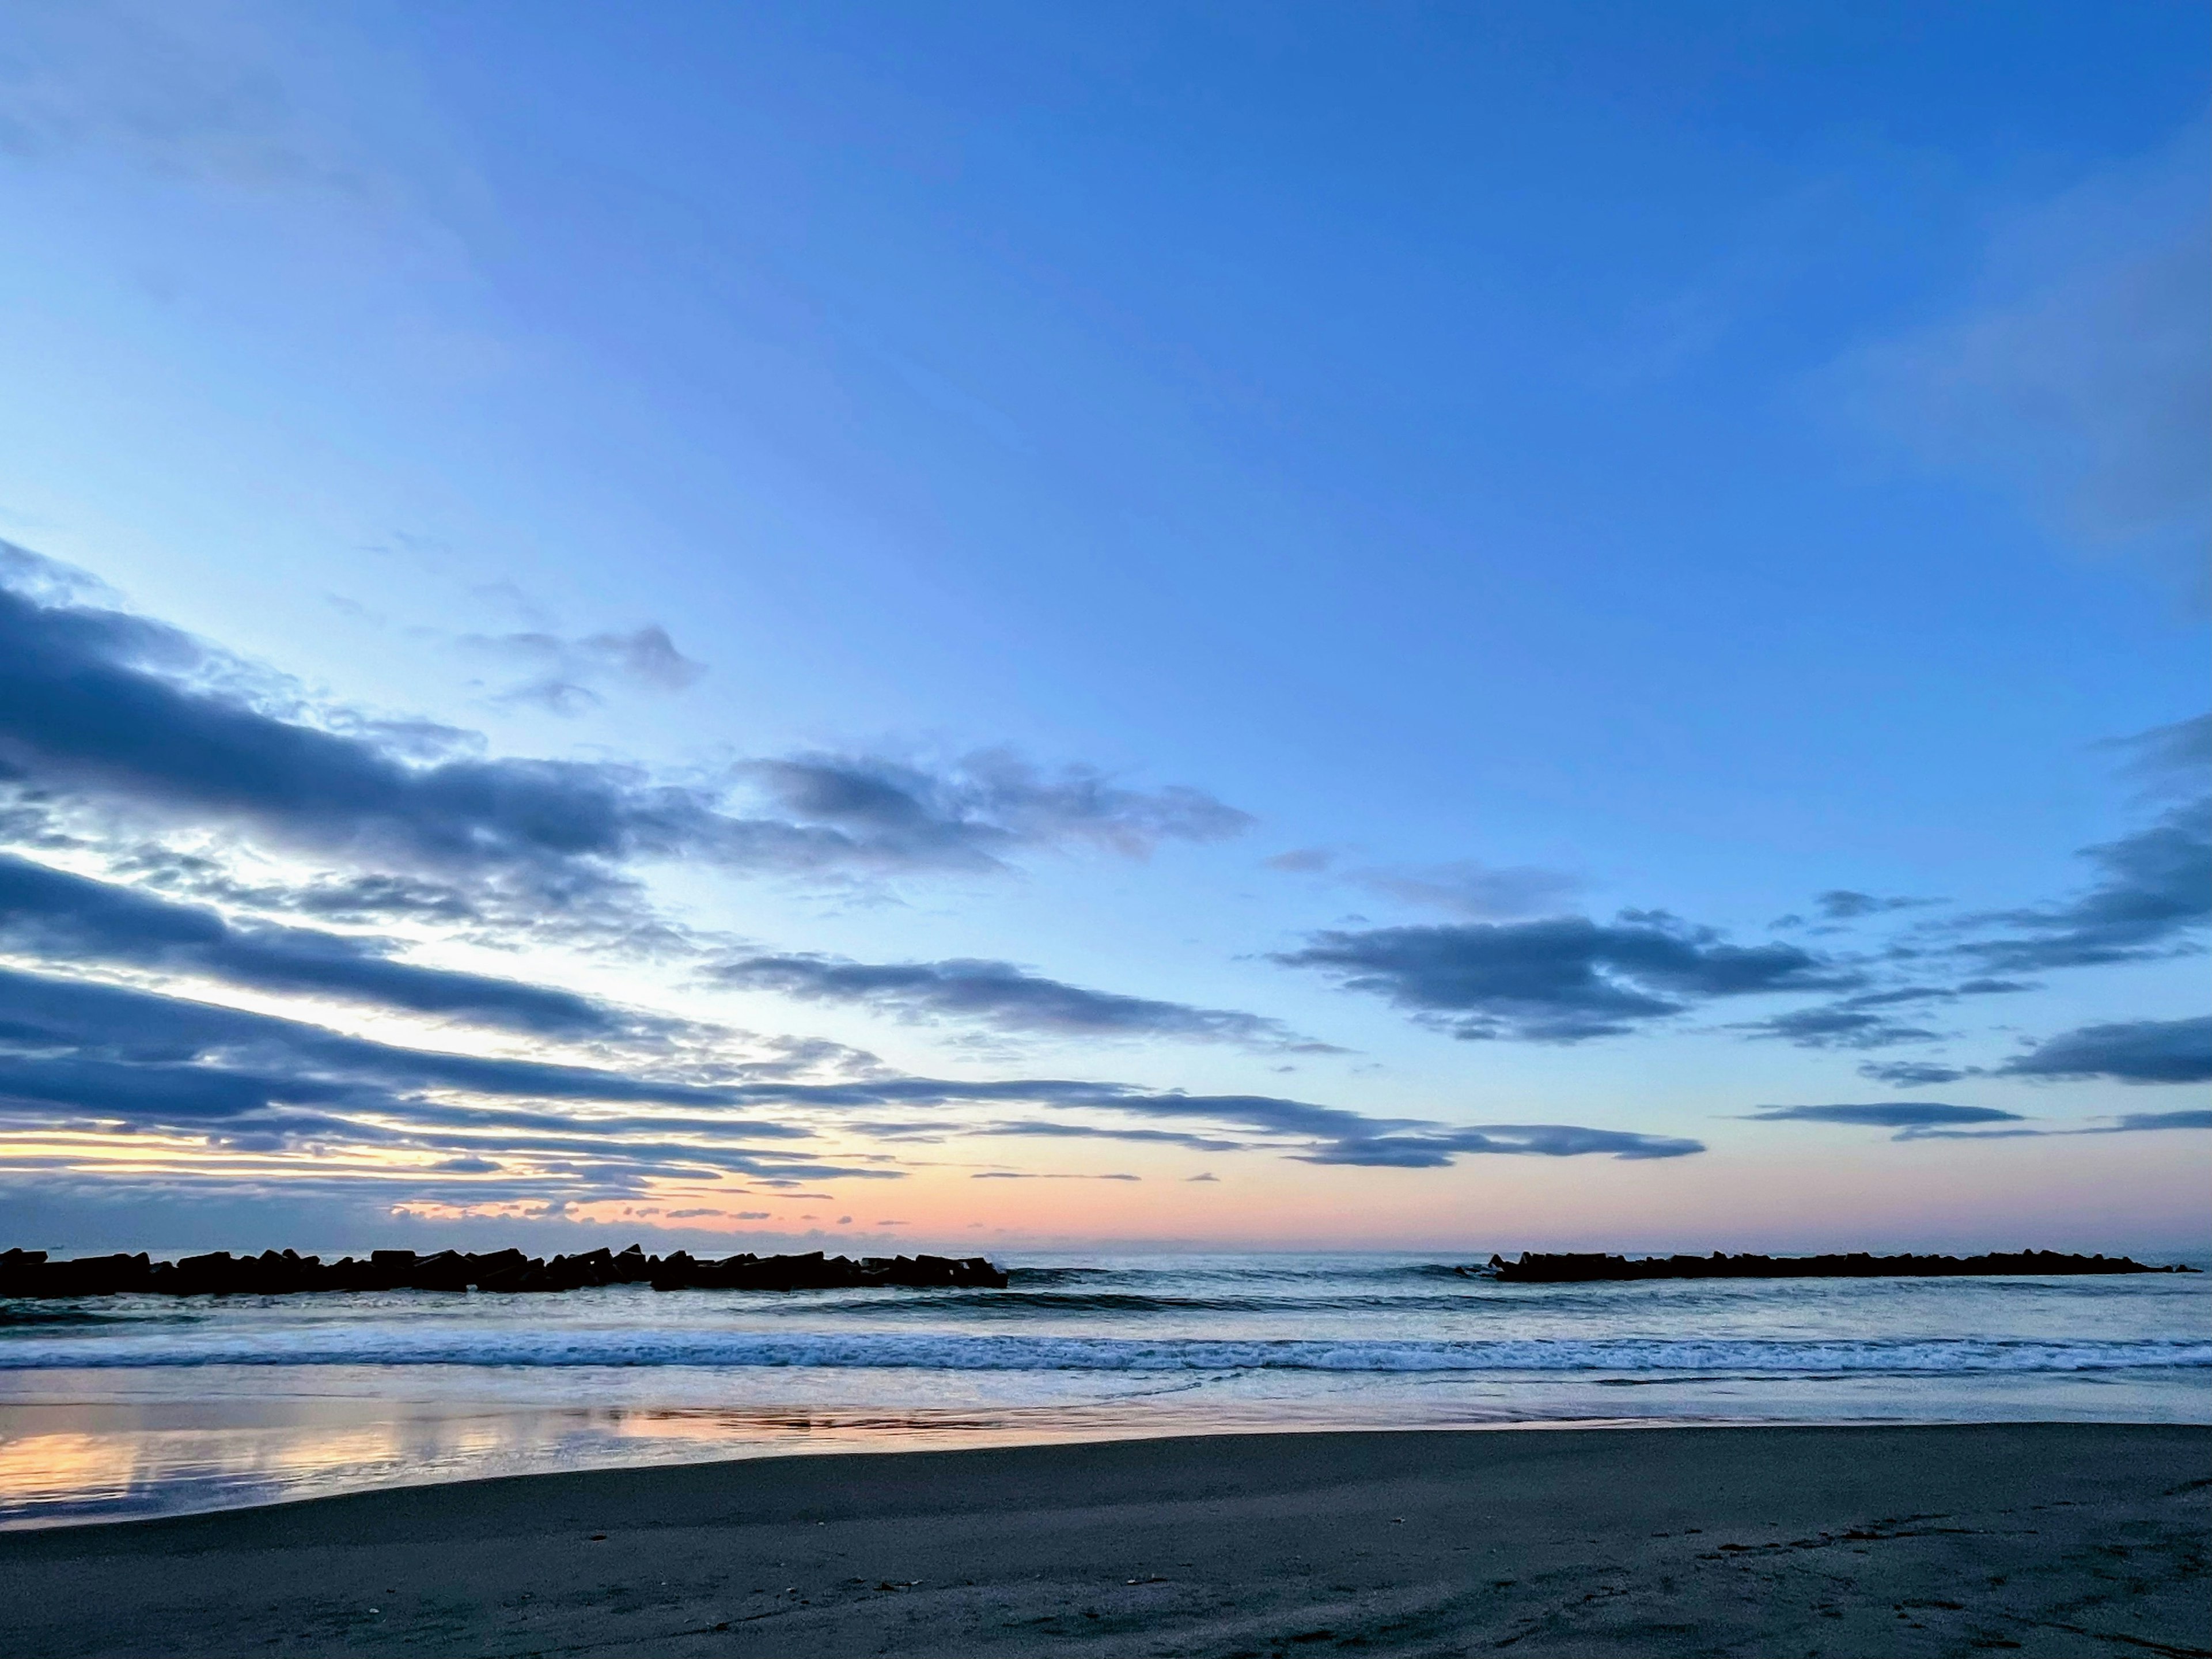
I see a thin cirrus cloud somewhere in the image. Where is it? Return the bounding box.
[709,952,1335,1053]
[0,543,1251,896]
[1745,1101,2027,1132]
[1272,912,1849,1043]
[461,624,707,716]
[1745,1098,2212,1143]
[972,1171,1142,1181]
[1832,120,2210,588]
[1264,848,1582,921]
[1734,979,2035,1052]
[2103,711,2212,790]
[980,1122,1248,1153]
[1293,1124,1705,1168]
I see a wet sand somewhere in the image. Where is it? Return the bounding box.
[0,1423,2203,1657]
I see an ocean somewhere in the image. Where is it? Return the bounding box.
[3,1252,2206,1528]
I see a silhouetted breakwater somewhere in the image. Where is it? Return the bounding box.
[0,1245,1009,1298]
[1475,1249,2197,1283]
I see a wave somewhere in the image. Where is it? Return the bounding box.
[784,1290,1515,1317]
[0,1308,138,1328]
[2,1330,2204,1376]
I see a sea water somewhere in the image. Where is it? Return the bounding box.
[2,1252,2206,1526]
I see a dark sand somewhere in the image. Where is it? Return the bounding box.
[1,1425,2204,1658]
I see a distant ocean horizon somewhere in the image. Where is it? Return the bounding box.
[5,1251,2207,1528]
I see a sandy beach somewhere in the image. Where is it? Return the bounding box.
[0,1423,2203,1658]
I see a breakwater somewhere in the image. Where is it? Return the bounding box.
[0,1245,1009,1297]
[1478,1249,2196,1283]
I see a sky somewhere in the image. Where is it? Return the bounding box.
[0,1,2205,1257]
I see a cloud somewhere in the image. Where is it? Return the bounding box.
[0,852,649,1038]
[1745,1096,2212,1145]
[0,0,386,199]
[1273,912,1847,1041]
[1835,120,2210,586]
[1745,1101,2025,1130]
[709,952,1328,1051]
[979,1121,1246,1152]
[1857,1059,1978,1088]
[0,543,1248,891]
[1266,847,1581,921]
[742,750,1251,865]
[0,547,1713,1199]
[2108,1109,2212,1132]
[0,953,1703,1199]
[1995,1016,2212,1085]
[1737,1004,1942,1050]
[1290,1123,1704,1167]
[1949,800,2210,973]
[0,963,897,1200]
[463,626,706,715]
[971,1171,1141,1181]
[1736,979,2033,1050]
[2101,713,2212,794]
[1812,890,1940,922]
[0,965,752,1111]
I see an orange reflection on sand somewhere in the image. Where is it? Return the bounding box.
[0,1411,546,1521]
[0,1432,144,1508]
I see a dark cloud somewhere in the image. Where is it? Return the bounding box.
[2108,1108,2212,1131]
[1745,1101,2026,1130]
[1290,1123,1703,1168]
[463,625,705,715]
[1737,1005,1942,1050]
[709,952,1327,1051]
[741,750,1250,866]
[1735,980,2032,1050]
[1273,913,1847,1042]
[0,966,749,1111]
[1857,1059,1978,1088]
[1949,800,2210,973]
[1995,1016,2212,1084]
[1813,890,1940,921]
[979,1121,1245,1152]
[0,966,874,1199]
[0,852,650,1038]
[0,545,1248,892]
[971,1171,1141,1181]
[1745,1096,2212,1145]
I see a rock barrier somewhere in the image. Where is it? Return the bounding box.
[0,1245,1009,1298]
[1471,1248,2197,1283]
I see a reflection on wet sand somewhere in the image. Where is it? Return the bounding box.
[0,1387,1232,1528]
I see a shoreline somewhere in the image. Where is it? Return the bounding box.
[1,1422,2203,1656]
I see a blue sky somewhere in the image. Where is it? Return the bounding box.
[0,1,2205,1254]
